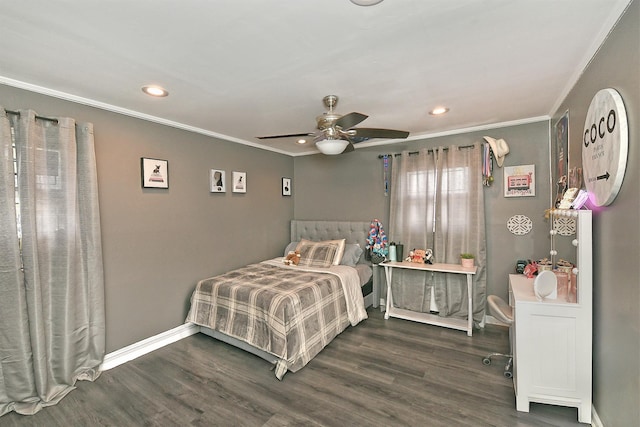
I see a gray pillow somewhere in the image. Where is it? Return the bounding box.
[340,244,364,267]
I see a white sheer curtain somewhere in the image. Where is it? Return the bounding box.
[0,108,105,417]
[388,143,486,322]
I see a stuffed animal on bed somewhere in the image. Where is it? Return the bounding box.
[284,250,301,266]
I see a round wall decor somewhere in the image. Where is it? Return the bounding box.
[553,216,576,236]
[582,88,628,206]
[507,215,533,235]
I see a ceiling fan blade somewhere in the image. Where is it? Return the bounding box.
[342,142,355,154]
[334,112,368,130]
[257,132,314,140]
[351,128,410,143]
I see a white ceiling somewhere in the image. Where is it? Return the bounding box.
[0,0,631,156]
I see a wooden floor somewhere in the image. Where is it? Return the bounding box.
[2,308,585,426]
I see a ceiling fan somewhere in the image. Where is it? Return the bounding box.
[257,95,410,155]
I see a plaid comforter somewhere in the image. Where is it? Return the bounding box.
[185,258,368,379]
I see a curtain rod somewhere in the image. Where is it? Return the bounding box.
[377,143,475,158]
[6,109,59,124]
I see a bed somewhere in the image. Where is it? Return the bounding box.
[185,220,373,379]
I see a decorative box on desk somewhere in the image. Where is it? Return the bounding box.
[510,209,592,424]
[380,261,477,336]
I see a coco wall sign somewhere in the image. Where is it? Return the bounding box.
[582,88,628,206]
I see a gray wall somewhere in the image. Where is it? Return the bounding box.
[3,2,637,421]
[294,121,552,299]
[0,84,294,352]
[552,1,639,425]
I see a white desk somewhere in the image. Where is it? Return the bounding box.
[381,261,477,336]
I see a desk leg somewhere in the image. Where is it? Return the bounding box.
[384,266,393,320]
[466,273,473,336]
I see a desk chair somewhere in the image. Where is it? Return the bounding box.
[482,295,514,378]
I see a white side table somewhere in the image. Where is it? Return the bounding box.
[381,261,477,336]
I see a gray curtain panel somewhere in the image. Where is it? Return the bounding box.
[0,108,105,417]
[388,143,486,322]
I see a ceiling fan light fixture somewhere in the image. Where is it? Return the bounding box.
[316,139,349,155]
[350,0,384,6]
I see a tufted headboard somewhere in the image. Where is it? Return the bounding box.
[290,220,371,265]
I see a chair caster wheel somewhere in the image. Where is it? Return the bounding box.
[482,357,491,365]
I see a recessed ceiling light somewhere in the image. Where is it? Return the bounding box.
[142,85,169,97]
[350,0,384,6]
[429,107,449,115]
[296,139,307,145]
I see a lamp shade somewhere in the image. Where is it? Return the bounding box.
[316,139,349,155]
[350,0,384,5]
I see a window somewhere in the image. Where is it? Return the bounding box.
[403,164,471,236]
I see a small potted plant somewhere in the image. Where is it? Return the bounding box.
[460,253,475,268]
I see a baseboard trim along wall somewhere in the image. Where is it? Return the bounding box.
[100,323,200,371]
[591,406,603,427]
[101,294,376,371]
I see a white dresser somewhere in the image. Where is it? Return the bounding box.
[509,209,592,424]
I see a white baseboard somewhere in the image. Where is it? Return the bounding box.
[591,405,602,427]
[100,293,375,372]
[100,323,200,371]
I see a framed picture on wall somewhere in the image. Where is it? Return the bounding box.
[210,169,225,193]
[232,171,246,193]
[282,177,291,196]
[141,157,169,189]
[504,164,535,197]
[553,110,569,206]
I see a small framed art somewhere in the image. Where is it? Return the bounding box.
[210,169,226,193]
[504,164,535,197]
[141,157,169,189]
[282,177,291,196]
[232,171,246,193]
